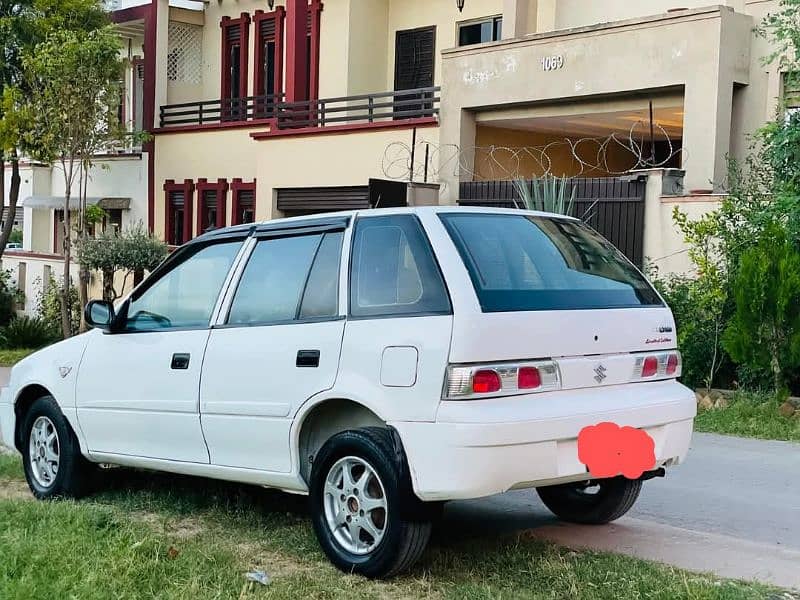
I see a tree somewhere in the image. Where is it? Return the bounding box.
[24,26,125,338]
[722,226,800,393]
[760,0,800,75]
[0,0,107,263]
[77,223,168,302]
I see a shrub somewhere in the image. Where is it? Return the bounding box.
[653,273,733,390]
[34,276,81,339]
[0,316,59,350]
[0,270,24,328]
[722,226,800,393]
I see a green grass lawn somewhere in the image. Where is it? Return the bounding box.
[695,391,800,443]
[0,454,786,599]
[0,349,36,367]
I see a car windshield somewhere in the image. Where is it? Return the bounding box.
[439,213,663,312]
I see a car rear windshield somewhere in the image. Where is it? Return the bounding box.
[439,213,663,312]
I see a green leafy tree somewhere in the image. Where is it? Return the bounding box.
[723,226,800,393]
[77,223,168,302]
[23,26,125,337]
[760,0,800,75]
[0,0,107,263]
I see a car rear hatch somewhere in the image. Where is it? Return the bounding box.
[438,212,680,396]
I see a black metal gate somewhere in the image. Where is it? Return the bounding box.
[458,177,647,267]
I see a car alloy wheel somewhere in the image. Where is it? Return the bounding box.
[28,416,60,489]
[323,456,388,555]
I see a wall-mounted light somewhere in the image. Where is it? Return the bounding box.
[456,0,465,12]
[268,0,275,10]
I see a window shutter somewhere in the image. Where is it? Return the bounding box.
[226,23,241,43]
[260,17,276,41]
[394,27,436,91]
[169,190,185,207]
[238,189,255,207]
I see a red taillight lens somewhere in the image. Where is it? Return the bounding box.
[641,356,659,378]
[518,367,542,389]
[472,370,502,394]
[666,353,679,376]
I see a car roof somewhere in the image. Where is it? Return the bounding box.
[193,205,578,243]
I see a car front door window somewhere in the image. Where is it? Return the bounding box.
[125,241,243,331]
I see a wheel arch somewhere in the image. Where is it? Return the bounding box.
[13,384,54,451]
[294,398,389,486]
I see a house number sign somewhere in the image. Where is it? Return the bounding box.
[541,55,565,71]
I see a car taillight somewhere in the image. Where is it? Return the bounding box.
[632,352,682,380]
[666,353,679,376]
[444,361,560,400]
[472,370,502,394]
[518,367,542,390]
[641,356,659,378]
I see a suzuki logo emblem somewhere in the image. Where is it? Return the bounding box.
[594,364,608,384]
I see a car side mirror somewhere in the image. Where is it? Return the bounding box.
[85,300,115,332]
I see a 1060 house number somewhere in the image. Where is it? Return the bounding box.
[541,55,565,71]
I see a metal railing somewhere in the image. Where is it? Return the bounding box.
[159,87,440,130]
[159,94,284,128]
[275,86,440,130]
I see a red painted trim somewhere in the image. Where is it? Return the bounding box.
[285,0,309,103]
[164,179,194,244]
[143,1,156,232]
[230,179,257,226]
[195,178,229,233]
[309,1,323,101]
[152,118,276,135]
[253,7,285,101]
[221,13,251,103]
[250,117,439,140]
[111,4,148,24]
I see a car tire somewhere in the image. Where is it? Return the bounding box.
[21,395,96,500]
[309,427,431,579]
[536,476,642,525]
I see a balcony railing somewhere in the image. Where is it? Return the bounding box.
[159,87,440,130]
[159,94,284,128]
[275,86,440,130]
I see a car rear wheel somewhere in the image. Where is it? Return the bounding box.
[536,477,642,525]
[309,427,431,579]
[22,395,95,500]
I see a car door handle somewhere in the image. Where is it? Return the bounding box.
[296,350,320,368]
[171,353,191,370]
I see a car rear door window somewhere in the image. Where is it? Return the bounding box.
[350,215,450,318]
[440,213,663,312]
[227,231,342,326]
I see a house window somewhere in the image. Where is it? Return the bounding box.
[104,209,124,234]
[221,14,250,120]
[132,59,144,132]
[254,8,284,117]
[231,180,256,225]
[164,180,194,246]
[458,16,502,46]
[167,22,202,84]
[200,190,218,233]
[394,26,436,92]
[784,72,800,121]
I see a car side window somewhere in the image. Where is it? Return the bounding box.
[124,240,243,331]
[227,231,343,326]
[350,215,451,318]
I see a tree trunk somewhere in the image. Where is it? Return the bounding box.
[78,267,89,332]
[61,199,73,339]
[77,162,89,332]
[0,152,22,260]
[102,268,115,302]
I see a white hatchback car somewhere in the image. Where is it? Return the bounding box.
[0,207,695,578]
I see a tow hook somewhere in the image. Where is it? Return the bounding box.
[639,467,666,482]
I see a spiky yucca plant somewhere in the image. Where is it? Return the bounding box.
[513,175,577,216]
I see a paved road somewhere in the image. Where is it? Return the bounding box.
[447,433,800,588]
[2,366,798,587]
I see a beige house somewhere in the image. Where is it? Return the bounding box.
[106,0,790,273]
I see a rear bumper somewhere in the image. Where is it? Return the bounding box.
[392,380,695,502]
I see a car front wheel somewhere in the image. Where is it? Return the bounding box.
[22,395,95,500]
[309,427,431,579]
[536,477,642,525]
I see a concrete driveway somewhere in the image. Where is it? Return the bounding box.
[447,433,800,589]
[2,365,798,588]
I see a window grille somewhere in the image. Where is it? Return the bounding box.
[167,22,203,84]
